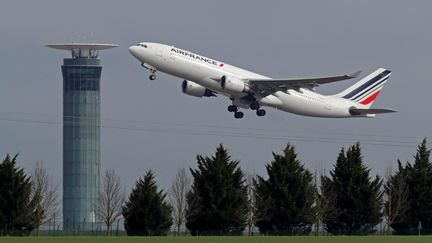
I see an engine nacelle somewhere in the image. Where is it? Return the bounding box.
[220,75,249,93]
[182,80,215,98]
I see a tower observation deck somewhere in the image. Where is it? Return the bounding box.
[47,43,118,231]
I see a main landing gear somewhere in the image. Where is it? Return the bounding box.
[228,105,244,119]
[234,111,244,119]
[227,103,266,119]
[256,109,266,117]
[250,102,266,117]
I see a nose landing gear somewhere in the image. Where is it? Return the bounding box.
[141,62,157,80]
[148,69,157,80]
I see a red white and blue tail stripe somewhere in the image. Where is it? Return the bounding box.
[335,68,391,108]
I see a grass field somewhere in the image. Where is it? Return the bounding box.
[0,236,431,243]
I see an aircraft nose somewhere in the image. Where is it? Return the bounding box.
[129,45,139,57]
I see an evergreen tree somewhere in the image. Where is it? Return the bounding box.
[185,144,248,235]
[322,143,382,235]
[122,170,172,236]
[0,154,35,236]
[255,144,315,235]
[391,138,432,234]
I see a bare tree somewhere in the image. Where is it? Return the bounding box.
[31,161,60,236]
[169,168,191,235]
[384,166,409,235]
[246,174,256,236]
[313,169,335,236]
[97,169,125,236]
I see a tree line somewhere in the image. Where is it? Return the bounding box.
[0,156,58,236]
[1,139,432,236]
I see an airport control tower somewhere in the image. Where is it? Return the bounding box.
[47,43,118,231]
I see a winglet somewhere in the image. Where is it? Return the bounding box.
[349,70,362,78]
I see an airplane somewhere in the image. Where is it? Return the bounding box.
[128,42,396,119]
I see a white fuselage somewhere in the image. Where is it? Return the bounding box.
[129,42,358,118]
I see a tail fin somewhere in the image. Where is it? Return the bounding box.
[334,68,391,108]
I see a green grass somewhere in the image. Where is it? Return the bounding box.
[0,236,431,243]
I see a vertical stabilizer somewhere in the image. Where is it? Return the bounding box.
[334,68,391,108]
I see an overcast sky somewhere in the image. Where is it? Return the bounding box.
[0,0,431,193]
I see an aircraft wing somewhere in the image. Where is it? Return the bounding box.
[248,71,361,94]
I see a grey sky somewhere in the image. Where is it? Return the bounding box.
[0,0,431,193]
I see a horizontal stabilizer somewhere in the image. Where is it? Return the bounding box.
[349,108,397,116]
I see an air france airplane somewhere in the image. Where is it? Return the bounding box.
[129,42,396,119]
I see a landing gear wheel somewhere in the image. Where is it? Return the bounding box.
[234,111,244,119]
[256,109,266,117]
[250,102,260,110]
[149,74,156,80]
[227,105,238,112]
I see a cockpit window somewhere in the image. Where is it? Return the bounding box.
[134,44,147,48]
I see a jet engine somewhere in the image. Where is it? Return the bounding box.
[220,75,250,93]
[182,80,215,98]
